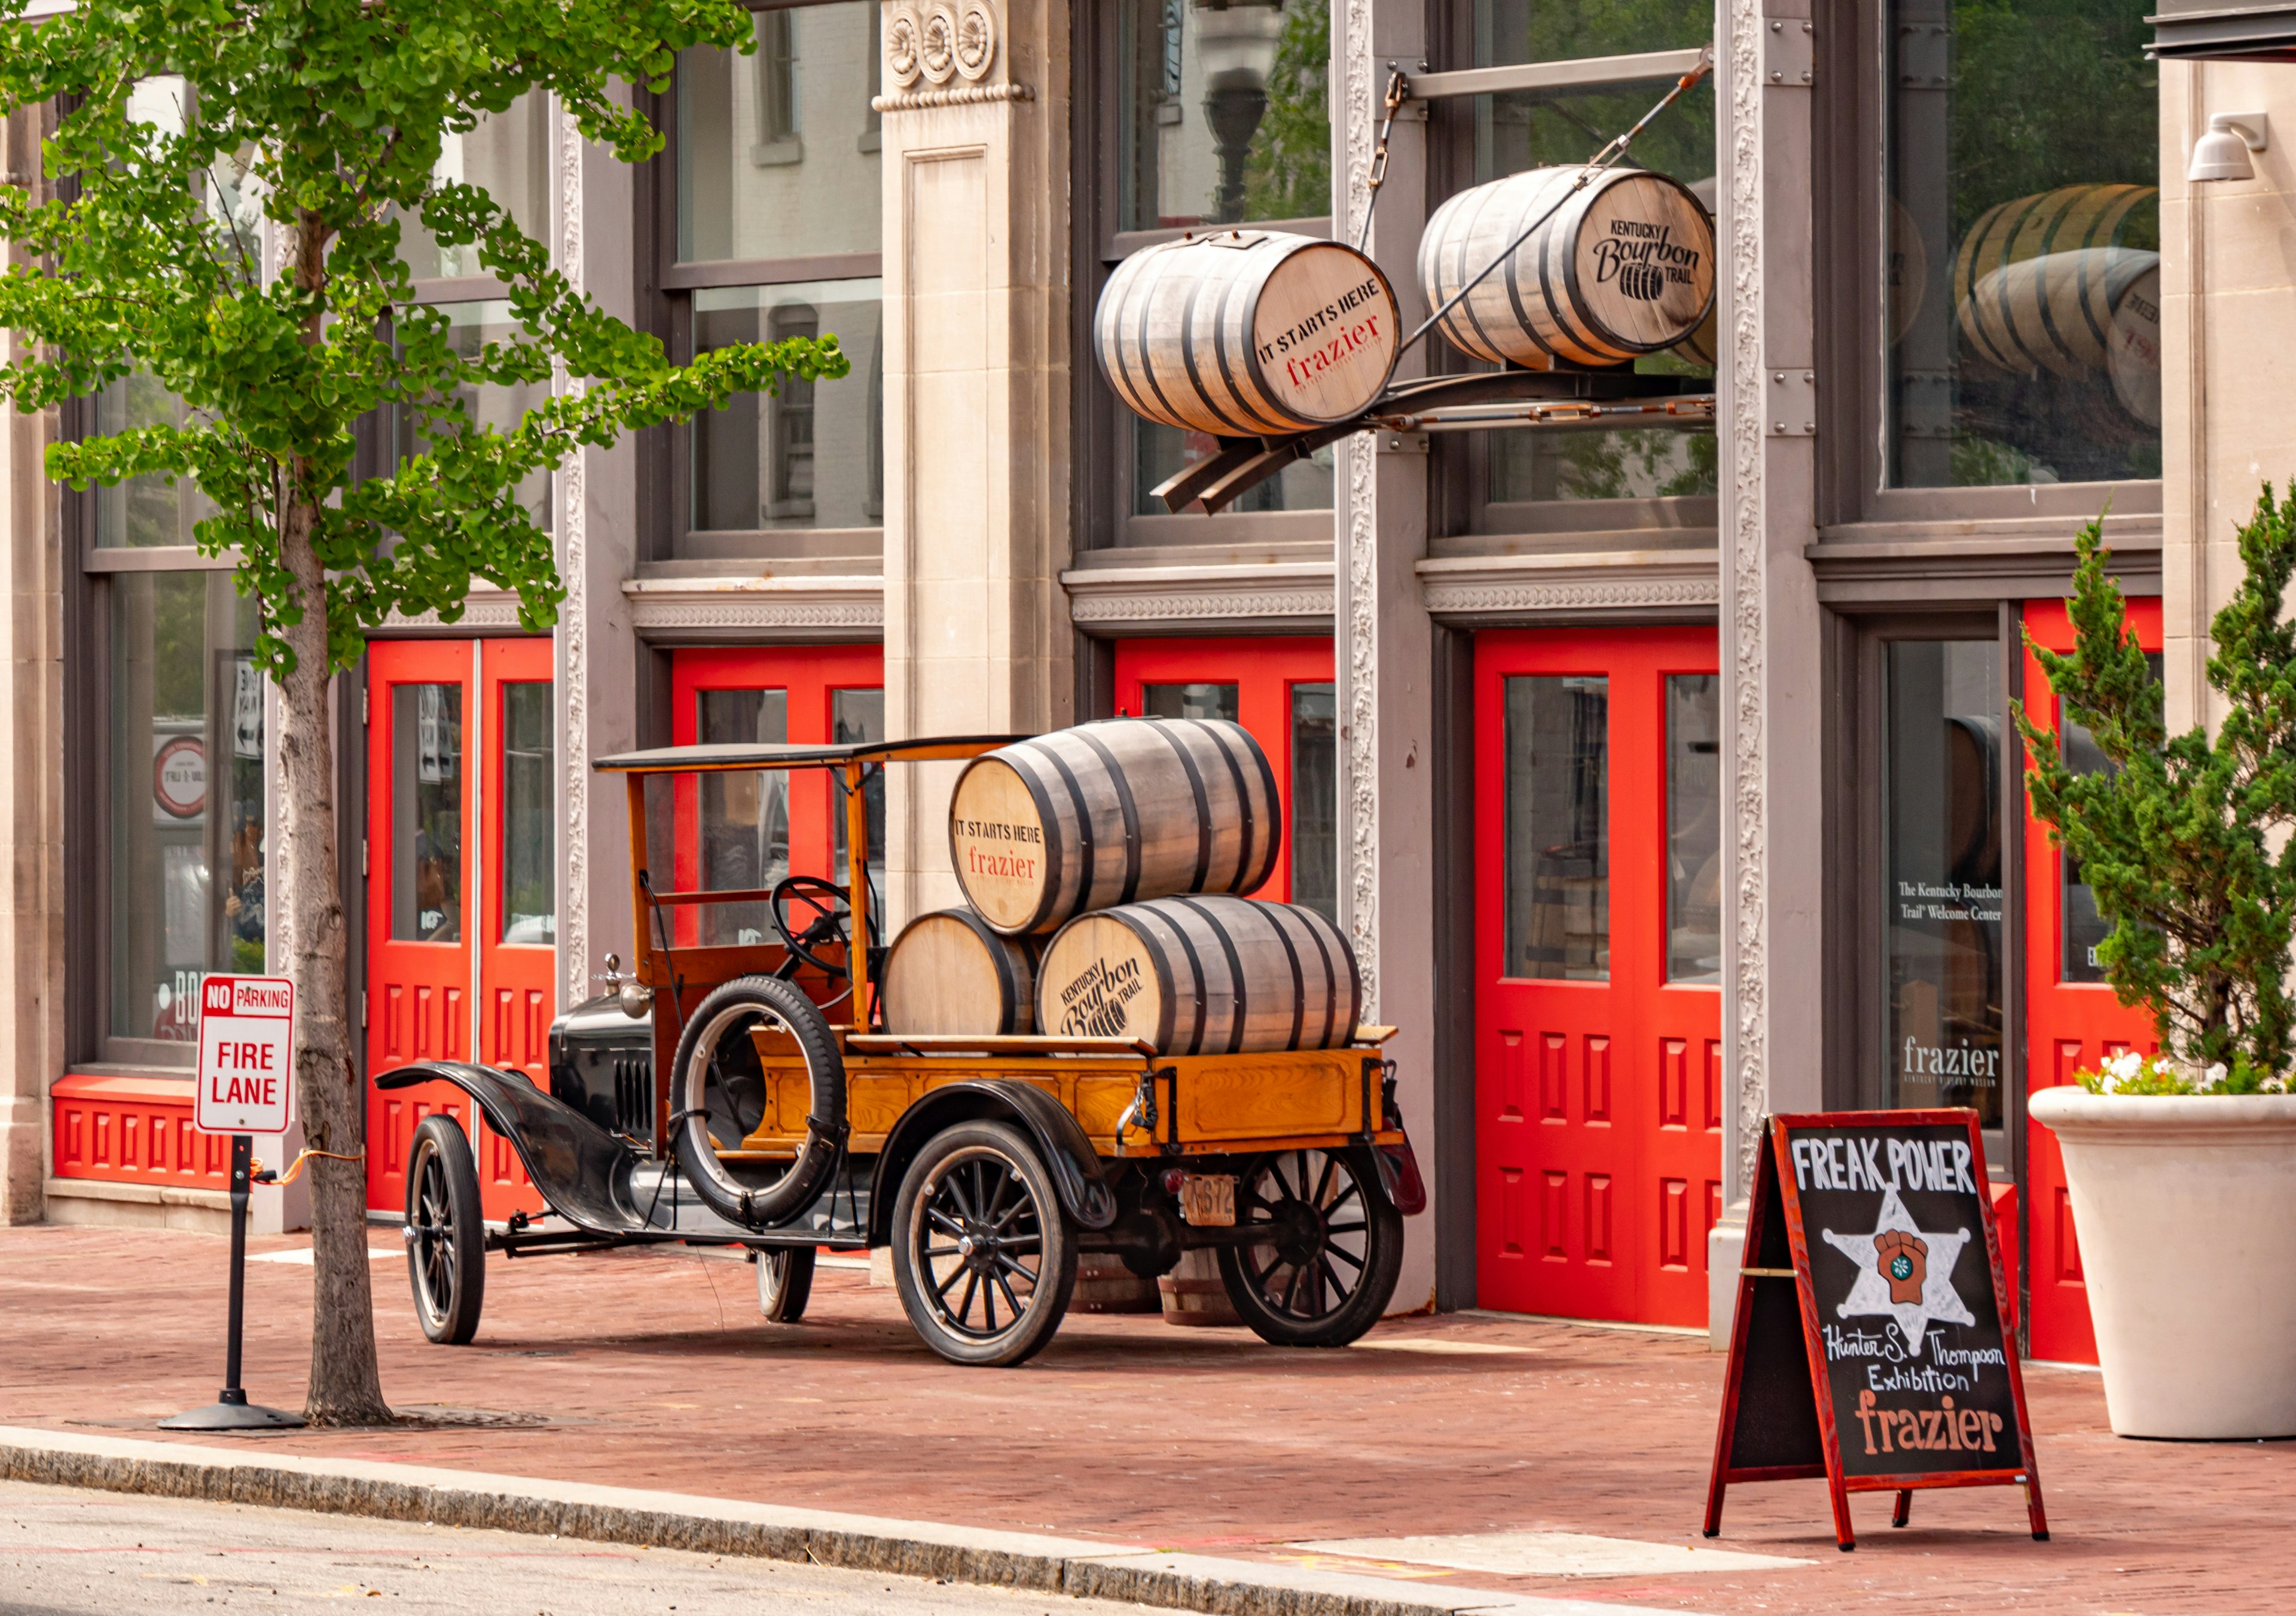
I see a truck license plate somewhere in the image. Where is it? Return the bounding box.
[1180,1173,1235,1227]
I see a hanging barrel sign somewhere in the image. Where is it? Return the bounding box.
[880,909,1040,1036]
[1037,895,1363,1055]
[1418,166,1715,368]
[949,718,1281,937]
[1094,230,1401,435]
[1952,184,2159,389]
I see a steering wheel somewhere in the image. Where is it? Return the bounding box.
[770,875,871,977]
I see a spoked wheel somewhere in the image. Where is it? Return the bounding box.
[891,1121,1077,1367]
[1216,1147,1402,1347]
[405,1114,486,1345]
[755,1246,817,1323]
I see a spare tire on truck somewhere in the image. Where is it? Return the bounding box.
[667,975,845,1231]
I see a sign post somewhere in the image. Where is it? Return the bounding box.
[160,975,306,1432]
[1703,1109,2045,1550]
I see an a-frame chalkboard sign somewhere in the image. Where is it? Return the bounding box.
[1703,1109,2047,1551]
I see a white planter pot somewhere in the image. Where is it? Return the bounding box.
[2028,1088,2296,1438]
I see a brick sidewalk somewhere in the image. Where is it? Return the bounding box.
[1,1223,2286,1614]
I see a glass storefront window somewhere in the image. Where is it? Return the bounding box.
[1503,675,1610,980]
[830,687,886,893]
[1135,420,1333,514]
[691,280,883,532]
[109,574,265,1044]
[396,93,551,280]
[1290,681,1337,923]
[1470,0,1717,509]
[1116,0,1331,231]
[697,688,789,945]
[1885,641,2003,1126]
[394,300,554,529]
[390,683,465,943]
[1666,673,1721,984]
[1142,681,1239,721]
[94,375,216,548]
[676,2,883,263]
[499,681,555,946]
[1885,0,2160,487]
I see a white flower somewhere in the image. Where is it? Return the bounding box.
[2201,1063,2229,1092]
[2108,1050,2145,1081]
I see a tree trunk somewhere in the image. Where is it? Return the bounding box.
[277,494,389,1426]
[279,205,389,1424]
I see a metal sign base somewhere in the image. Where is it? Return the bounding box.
[159,1133,307,1434]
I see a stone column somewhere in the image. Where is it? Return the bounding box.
[1335,0,1437,1315]
[0,106,63,1225]
[555,92,643,1002]
[1710,0,1826,1340]
[878,0,1073,929]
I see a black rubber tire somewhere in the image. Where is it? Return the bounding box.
[1216,1146,1403,1348]
[405,1114,486,1346]
[756,1245,817,1323]
[891,1121,1077,1367]
[668,975,845,1232]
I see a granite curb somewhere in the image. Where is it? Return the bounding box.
[0,1426,1665,1616]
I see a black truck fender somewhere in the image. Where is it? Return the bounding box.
[867,1079,1118,1245]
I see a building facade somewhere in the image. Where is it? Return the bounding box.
[2,0,2274,1360]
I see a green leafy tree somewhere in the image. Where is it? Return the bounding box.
[0,0,846,1422]
[1240,0,1329,223]
[2016,491,2296,1089]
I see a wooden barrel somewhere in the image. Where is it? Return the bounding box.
[949,719,1281,937]
[1951,184,2158,376]
[2107,262,2161,428]
[1094,230,1401,436]
[879,908,1039,1036]
[1418,166,1715,369]
[1036,895,1361,1056]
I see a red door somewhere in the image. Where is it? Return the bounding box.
[1474,628,1724,1327]
[364,638,553,1221]
[1111,636,1336,913]
[2021,596,2163,1364]
[667,647,885,949]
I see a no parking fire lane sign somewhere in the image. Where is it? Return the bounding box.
[196,975,295,1135]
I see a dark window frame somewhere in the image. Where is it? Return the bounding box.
[640,0,886,564]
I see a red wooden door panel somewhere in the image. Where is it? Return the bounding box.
[1111,636,1337,911]
[2021,596,2162,1364]
[1474,628,1723,1327]
[365,640,477,1214]
[475,637,556,1217]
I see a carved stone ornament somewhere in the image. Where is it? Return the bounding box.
[954,1,997,81]
[886,7,923,87]
[919,5,959,84]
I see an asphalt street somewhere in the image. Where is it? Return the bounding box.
[0,1480,1161,1615]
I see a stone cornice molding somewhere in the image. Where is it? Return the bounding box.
[381,589,530,632]
[1060,561,1335,625]
[1417,550,1721,617]
[621,573,885,632]
[880,1,1020,111]
[873,84,1034,112]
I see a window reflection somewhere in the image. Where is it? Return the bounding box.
[500,682,555,945]
[1886,0,2160,487]
[1666,674,1721,984]
[94,376,216,548]
[831,687,886,894]
[1290,682,1337,923]
[697,688,789,946]
[392,300,553,530]
[1135,419,1333,514]
[1471,0,1717,508]
[1503,676,1610,980]
[110,575,265,1044]
[2061,652,2163,983]
[1142,682,1239,721]
[1118,0,1331,230]
[396,94,551,280]
[1885,642,2003,1126]
[692,280,883,532]
[676,2,883,262]
[392,684,464,943]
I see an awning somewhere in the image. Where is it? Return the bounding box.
[2150,1,2296,62]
